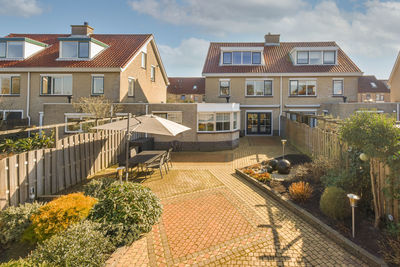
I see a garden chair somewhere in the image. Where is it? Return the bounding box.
[165,148,173,170]
[144,153,166,179]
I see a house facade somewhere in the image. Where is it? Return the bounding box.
[202,34,363,135]
[0,23,169,126]
[358,75,390,103]
[388,51,400,102]
[167,77,205,103]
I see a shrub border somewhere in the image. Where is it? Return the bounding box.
[235,168,387,267]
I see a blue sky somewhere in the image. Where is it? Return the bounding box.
[1,0,400,79]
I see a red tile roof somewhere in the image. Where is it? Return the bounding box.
[358,76,390,93]
[202,42,362,74]
[0,33,152,69]
[167,77,205,95]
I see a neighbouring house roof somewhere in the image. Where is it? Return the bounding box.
[358,75,390,93]
[167,77,205,95]
[202,42,362,75]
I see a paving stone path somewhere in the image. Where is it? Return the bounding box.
[107,137,367,266]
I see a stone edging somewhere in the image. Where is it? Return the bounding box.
[235,169,387,267]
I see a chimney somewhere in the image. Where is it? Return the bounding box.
[264,33,280,46]
[71,22,94,36]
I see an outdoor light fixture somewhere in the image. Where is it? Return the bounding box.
[347,193,360,238]
[29,187,35,202]
[116,167,125,183]
[225,96,231,103]
[281,139,287,160]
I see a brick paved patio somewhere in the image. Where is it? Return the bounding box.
[107,137,367,267]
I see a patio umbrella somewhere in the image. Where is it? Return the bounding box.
[92,114,191,180]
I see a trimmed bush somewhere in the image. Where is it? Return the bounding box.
[83,177,116,199]
[289,181,313,203]
[320,186,351,220]
[0,202,42,249]
[88,182,162,247]
[0,259,52,267]
[29,221,114,267]
[24,193,97,242]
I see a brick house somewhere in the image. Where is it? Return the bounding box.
[358,75,390,103]
[167,77,205,103]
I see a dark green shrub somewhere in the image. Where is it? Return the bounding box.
[29,221,114,267]
[83,177,116,199]
[320,186,351,220]
[88,182,162,247]
[0,259,52,267]
[0,202,42,249]
[0,131,54,154]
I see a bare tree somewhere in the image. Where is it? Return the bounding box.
[73,96,121,119]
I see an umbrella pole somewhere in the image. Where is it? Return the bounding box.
[125,113,130,182]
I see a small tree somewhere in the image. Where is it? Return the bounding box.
[73,96,120,119]
[339,111,400,227]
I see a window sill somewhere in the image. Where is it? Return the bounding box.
[218,95,230,98]
[197,129,240,134]
[288,95,317,98]
[245,95,273,98]
[0,94,20,97]
[332,95,344,97]
[40,94,72,97]
[91,94,104,96]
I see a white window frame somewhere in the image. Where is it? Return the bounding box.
[197,111,239,133]
[296,51,309,65]
[219,79,230,96]
[91,74,104,95]
[221,50,263,65]
[323,50,336,64]
[40,74,73,96]
[293,49,337,66]
[245,78,273,97]
[289,78,317,97]
[64,113,92,133]
[0,110,24,120]
[141,52,147,69]
[60,41,90,59]
[151,65,155,82]
[4,41,24,59]
[0,74,21,95]
[332,78,344,96]
[128,77,135,97]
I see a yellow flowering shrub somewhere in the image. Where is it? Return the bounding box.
[24,193,97,242]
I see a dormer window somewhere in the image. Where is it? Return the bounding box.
[293,48,337,65]
[222,50,263,65]
[58,37,108,60]
[0,38,48,60]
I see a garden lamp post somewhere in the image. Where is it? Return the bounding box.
[347,193,360,238]
[281,139,287,160]
[116,167,125,183]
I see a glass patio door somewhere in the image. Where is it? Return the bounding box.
[246,112,272,135]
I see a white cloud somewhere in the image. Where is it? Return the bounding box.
[130,0,400,78]
[158,38,210,77]
[0,0,42,17]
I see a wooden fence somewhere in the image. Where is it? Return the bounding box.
[282,114,399,223]
[0,130,125,209]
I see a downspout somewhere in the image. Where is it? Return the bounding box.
[26,72,31,126]
[279,75,283,136]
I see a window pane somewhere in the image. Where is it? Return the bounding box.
[151,66,155,81]
[246,81,254,95]
[242,52,251,64]
[53,77,62,95]
[219,81,230,96]
[216,113,230,131]
[6,111,22,120]
[297,51,309,64]
[92,77,104,94]
[333,80,343,95]
[233,112,238,129]
[198,113,214,131]
[290,80,298,95]
[252,52,261,64]
[62,42,78,58]
[307,81,316,95]
[41,76,51,94]
[264,80,272,95]
[323,51,335,64]
[78,42,89,58]
[11,77,20,94]
[7,42,23,58]
[167,112,182,124]
[255,81,264,95]
[298,81,307,95]
[223,52,232,64]
[141,52,146,68]
[0,43,5,58]
[309,51,321,64]
[128,78,135,96]
[233,52,241,64]
[1,77,10,94]
[154,113,167,119]
[63,76,72,95]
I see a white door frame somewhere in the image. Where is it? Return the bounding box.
[244,110,273,136]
